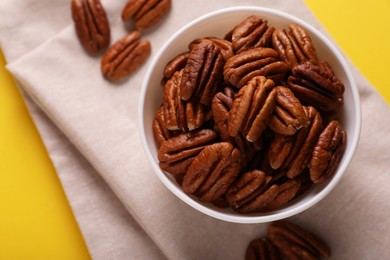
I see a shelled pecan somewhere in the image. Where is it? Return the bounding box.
[287,61,345,116]
[158,129,217,176]
[122,0,171,31]
[310,120,346,184]
[272,24,319,68]
[268,86,308,136]
[231,15,275,54]
[268,221,331,259]
[162,51,190,85]
[71,0,110,53]
[182,142,242,202]
[224,47,289,88]
[245,237,281,260]
[267,106,323,179]
[101,31,151,81]
[180,39,225,105]
[152,106,174,148]
[190,37,234,61]
[162,70,205,132]
[228,76,276,143]
[226,170,272,210]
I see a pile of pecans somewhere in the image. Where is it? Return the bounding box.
[153,15,347,214]
[71,0,171,81]
[246,220,331,260]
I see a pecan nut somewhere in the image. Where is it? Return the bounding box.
[224,47,289,88]
[158,129,217,176]
[268,86,308,136]
[190,37,234,61]
[121,0,171,31]
[231,15,275,54]
[152,105,174,148]
[182,142,242,202]
[228,76,276,142]
[268,221,331,259]
[101,31,151,81]
[287,61,345,115]
[212,87,236,140]
[162,70,205,131]
[71,0,110,53]
[310,120,347,184]
[162,51,189,85]
[237,177,302,213]
[180,39,225,105]
[272,24,319,68]
[245,237,281,260]
[226,170,272,210]
[267,106,323,179]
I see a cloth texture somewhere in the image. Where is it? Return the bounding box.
[1,0,390,259]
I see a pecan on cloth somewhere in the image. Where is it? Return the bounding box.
[158,129,217,176]
[268,221,331,259]
[180,39,225,106]
[71,0,110,53]
[245,237,281,260]
[121,0,171,31]
[182,142,242,202]
[224,47,289,88]
[101,31,151,81]
[310,120,347,184]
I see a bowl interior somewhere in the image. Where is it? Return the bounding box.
[139,6,361,223]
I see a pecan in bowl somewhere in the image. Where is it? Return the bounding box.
[139,6,361,223]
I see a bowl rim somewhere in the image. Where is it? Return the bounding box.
[138,6,362,223]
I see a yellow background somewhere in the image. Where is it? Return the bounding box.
[0,1,389,259]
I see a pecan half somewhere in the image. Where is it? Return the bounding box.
[237,177,302,213]
[212,87,236,140]
[287,61,345,115]
[182,142,242,202]
[267,106,323,179]
[121,0,171,31]
[224,47,289,88]
[268,86,308,136]
[245,237,281,260]
[212,87,261,165]
[162,51,189,85]
[228,76,276,143]
[310,120,347,184]
[152,105,173,148]
[180,39,225,105]
[162,70,205,131]
[71,0,110,53]
[272,24,319,68]
[190,37,234,61]
[231,15,275,54]
[226,170,272,210]
[158,129,217,176]
[101,31,151,81]
[268,221,331,259]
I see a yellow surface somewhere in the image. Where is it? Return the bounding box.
[0,52,90,259]
[0,1,389,259]
[304,0,390,104]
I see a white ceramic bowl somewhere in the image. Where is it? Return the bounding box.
[139,6,361,223]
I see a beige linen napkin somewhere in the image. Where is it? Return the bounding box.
[0,0,164,259]
[3,0,390,259]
